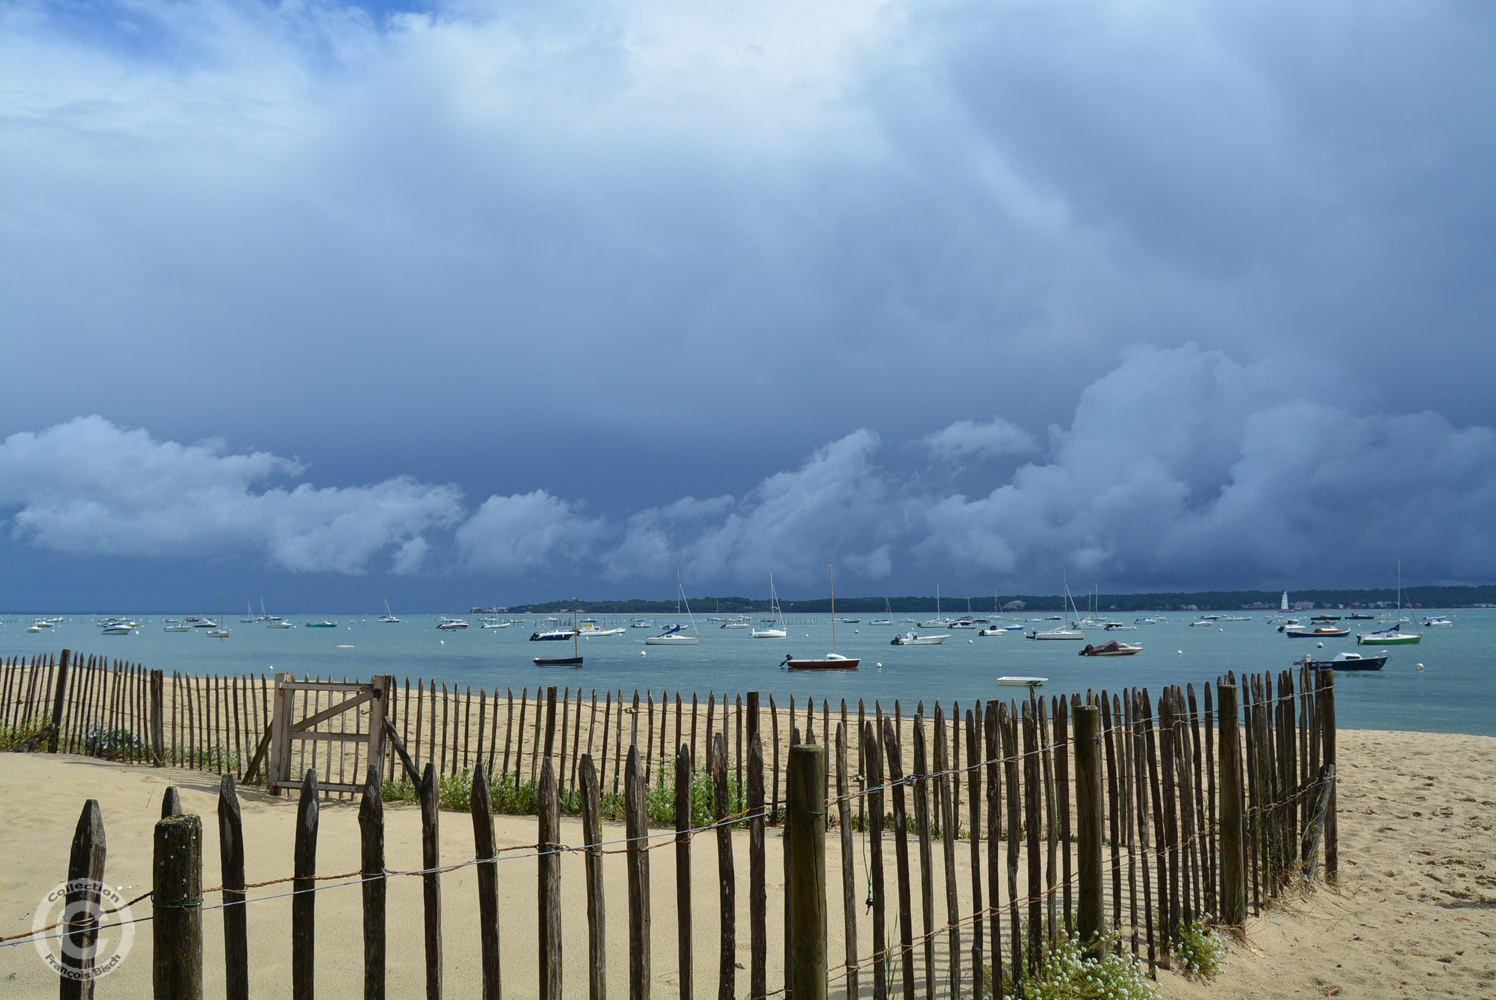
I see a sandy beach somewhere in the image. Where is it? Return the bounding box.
[2,729,1493,998]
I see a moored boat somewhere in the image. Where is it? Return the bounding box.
[535,600,584,667]
[1355,623,1420,645]
[1079,640,1142,656]
[890,631,948,645]
[645,573,700,645]
[782,565,858,670]
[1296,651,1388,671]
[1281,624,1350,637]
[782,652,859,671]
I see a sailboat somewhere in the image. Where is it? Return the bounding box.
[783,565,860,670]
[206,590,231,639]
[751,575,788,638]
[535,600,584,666]
[379,599,401,623]
[918,584,953,628]
[646,573,700,645]
[870,596,892,626]
[1357,561,1421,646]
[1026,576,1086,640]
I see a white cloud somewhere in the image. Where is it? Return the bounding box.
[455,490,604,574]
[925,416,1037,460]
[913,345,1496,588]
[0,416,464,574]
[604,429,898,588]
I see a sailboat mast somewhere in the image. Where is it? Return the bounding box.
[829,564,837,653]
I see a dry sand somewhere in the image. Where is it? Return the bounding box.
[2,730,1493,998]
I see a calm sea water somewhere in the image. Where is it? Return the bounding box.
[4,610,1491,736]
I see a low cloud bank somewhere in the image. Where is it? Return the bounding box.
[4,346,1493,590]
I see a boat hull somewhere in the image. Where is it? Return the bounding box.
[644,635,699,645]
[1356,633,1420,645]
[533,656,583,667]
[1298,654,1388,671]
[784,657,860,671]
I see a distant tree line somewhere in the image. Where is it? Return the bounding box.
[490,584,1496,615]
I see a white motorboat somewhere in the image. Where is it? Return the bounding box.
[890,631,948,645]
[977,626,1009,637]
[436,617,469,631]
[580,624,626,637]
[1078,640,1143,656]
[999,676,1047,688]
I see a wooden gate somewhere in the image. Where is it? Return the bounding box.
[252,674,393,795]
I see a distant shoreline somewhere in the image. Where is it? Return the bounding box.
[6,584,1496,617]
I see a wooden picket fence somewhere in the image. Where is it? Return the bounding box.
[3,650,1338,998]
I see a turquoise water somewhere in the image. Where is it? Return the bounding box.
[3,610,1490,736]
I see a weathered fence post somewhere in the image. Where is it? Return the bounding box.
[293,771,319,1000]
[625,746,651,1000]
[581,754,608,1000]
[471,765,500,1000]
[674,748,693,1000]
[149,670,165,764]
[48,648,72,753]
[713,733,735,1000]
[785,742,827,1000]
[153,813,203,1000]
[539,759,562,1000]
[360,767,386,1000]
[1318,669,1337,881]
[1074,703,1104,952]
[217,776,249,1000]
[420,763,442,1000]
[1217,681,1246,925]
[61,799,106,998]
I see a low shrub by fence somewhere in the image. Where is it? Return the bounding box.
[2,650,1337,997]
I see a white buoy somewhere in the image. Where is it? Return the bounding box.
[641,650,647,656]
[439,639,444,645]
[969,639,974,644]
[1317,642,1324,648]
[1417,663,1424,671]
[1176,650,1183,655]
[876,662,883,669]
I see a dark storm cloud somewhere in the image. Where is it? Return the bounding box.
[1,2,1491,605]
